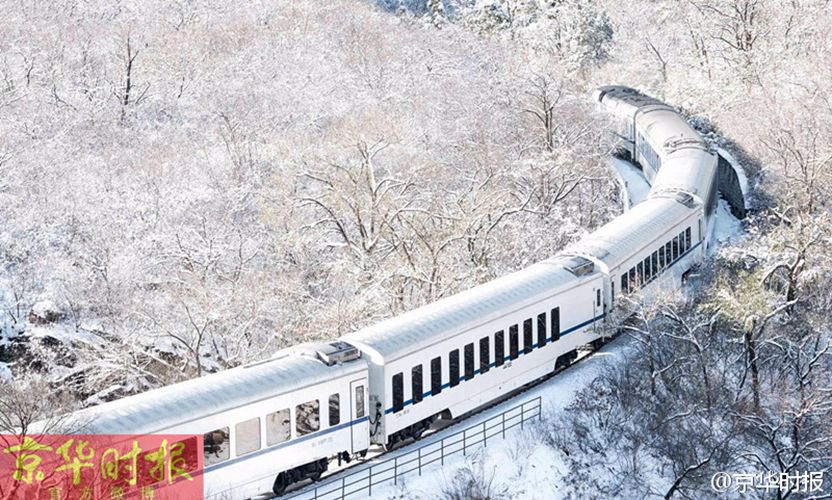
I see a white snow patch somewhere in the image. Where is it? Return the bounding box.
[30,299,60,317]
[0,362,12,382]
[27,324,107,348]
[608,157,651,209]
[711,199,743,249]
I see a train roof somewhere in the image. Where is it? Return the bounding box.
[636,108,707,153]
[594,85,668,108]
[594,86,672,120]
[566,196,698,271]
[342,258,597,362]
[59,345,365,435]
[649,148,718,202]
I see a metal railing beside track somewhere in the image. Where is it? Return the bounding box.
[287,396,542,500]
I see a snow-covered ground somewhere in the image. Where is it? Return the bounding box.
[609,157,651,208]
[712,199,743,248]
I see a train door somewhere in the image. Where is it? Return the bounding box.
[609,278,615,309]
[349,378,369,453]
[592,287,599,332]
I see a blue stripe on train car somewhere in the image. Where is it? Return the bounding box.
[384,239,703,415]
[384,312,606,415]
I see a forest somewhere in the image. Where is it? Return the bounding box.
[1,0,830,496]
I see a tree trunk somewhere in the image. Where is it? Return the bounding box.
[746,330,760,410]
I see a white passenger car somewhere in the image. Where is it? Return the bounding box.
[64,342,370,498]
[567,194,704,306]
[343,257,605,448]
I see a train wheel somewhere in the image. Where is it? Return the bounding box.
[312,459,327,481]
[272,472,288,496]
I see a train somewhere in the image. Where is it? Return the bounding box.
[50,86,726,499]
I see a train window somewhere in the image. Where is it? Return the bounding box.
[659,246,666,269]
[296,400,320,435]
[203,427,230,466]
[537,313,547,347]
[611,280,615,304]
[392,374,404,412]
[672,236,679,260]
[509,325,519,359]
[651,252,658,277]
[620,274,627,294]
[494,330,505,367]
[596,289,601,307]
[678,231,686,253]
[665,242,672,264]
[449,350,460,387]
[464,343,475,380]
[412,365,423,405]
[266,409,291,446]
[643,256,652,280]
[329,394,341,426]
[523,318,533,354]
[235,417,261,456]
[551,307,560,341]
[479,337,490,374]
[637,261,644,285]
[431,357,442,396]
[355,385,365,418]
[686,228,692,249]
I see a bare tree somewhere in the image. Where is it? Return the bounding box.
[117,35,149,122]
[645,37,668,83]
[519,73,562,153]
[693,0,763,60]
[761,121,832,213]
[298,139,417,270]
